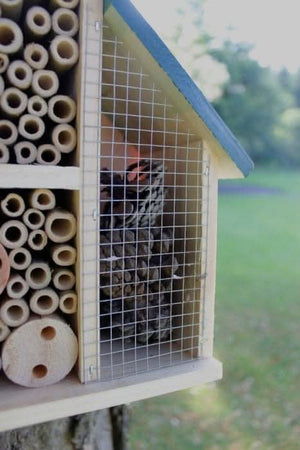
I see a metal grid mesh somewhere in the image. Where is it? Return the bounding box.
[95,22,209,381]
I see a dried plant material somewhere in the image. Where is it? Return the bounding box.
[18,114,45,141]
[9,247,32,271]
[59,290,77,314]
[51,244,76,266]
[36,144,61,166]
[49,35,79,72]
[0,318,10,342]
[0,52,8,73]
[0,18,23,54]
[0,242,9,294]
[29,288,59,315]
[0,219,28,249]
[29,188,56,211]
[24,43,48,70]
[6,273,29,298]
[51,123,76,153]
[7,60,32,90]
[52,268,75,291]
[45,207,76,243]
[14,141,37,164]
[0,120,17,145]
[0,87,28,118]
[23,207,45,230]
[48,95,76,123]
[27,95,47,117]
[28,229,48,251]
[0,0,23,21]
[52,8,79,37]
[32,69,59,98]
[1,192,25,217]
[25,6,51,39]
[0,297,29,328]
[50,0,79,11]
[0,142,9,163]
[25,261,51,289]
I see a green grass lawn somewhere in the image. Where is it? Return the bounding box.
[129,168,300,449]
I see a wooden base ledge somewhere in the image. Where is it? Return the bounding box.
[0,357,222,432]
[0,165,81,190]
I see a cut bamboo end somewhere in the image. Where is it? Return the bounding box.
[50,244,76,266]
[28,229,48,251]
[2,315,78,387]
[25,261,51,289]
[0,0,23,21]
[29,288,59,315]
[52,8,79,37]
[6,273,29,298]
[0,219,28,249]
[0,242,10,294]
[24,43,48,70]
[50,0,79,10]
[0,52,9,73]
[18,114,45,141]
[1,87,28,118]
[29,188,56,211]
[49,35,79,72]
[0,18,23,54]
[51,123,76,153]
[48,95,76,124]
[0,119,17,145]
[0,142,9,163]
[59,290,77,314]
[0,74,4,95]
[28,95,47,117]
[36,144,61,166]
[52,267,75,290]
[25,6,51,39]
[32,69,59,98]
[7,60,33,90]
[0,298,30,328]
[23,207,45,230]
[45,207,76,243]
[0,318,10,342]
[14,141,37,164]
[1,193,25,218]
[9,247,32,270]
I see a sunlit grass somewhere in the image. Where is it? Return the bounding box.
[129,169,300,449]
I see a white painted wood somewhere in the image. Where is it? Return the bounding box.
[0,357,222,432]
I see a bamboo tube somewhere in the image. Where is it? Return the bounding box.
[0,142,9,163]
[9,247,31,270]
[48,95,76,124]
[50,0,79,9]
[7,60,32,90]
[25,261,51,289]
[28,229,48,251]
[28,95,47,117]
[0,19,23,54]
[29,288,59,315]
[1,193,25,218]
[49,35,79,72]
[45,207,76,243]
[51,123,76,153]
[2,315,78,387]
[18,114,45,140]
[0,242,10,294]
[24,43,48,70]
[52,267,75,291]
[0,74,4,95]
[31,69,59,98]
[50,244,76,266]
[14,140,37,164]
[23,207,45,230]
[0,318,10,342]
[0,52,8,73]
[29,188,56,211]
[59,290,77,314]
[0,0,23,21]
[52,8,79,37]
[0,219,28,249]
[25,7,51,40]
[0,119,17,145]
[0,298,30,328]
[1,87,27,118]
[36,143,61,165]
[6,273,29,298]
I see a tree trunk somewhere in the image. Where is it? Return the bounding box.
[0,406,129,450]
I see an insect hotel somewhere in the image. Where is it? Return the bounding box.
[0,0,253,431]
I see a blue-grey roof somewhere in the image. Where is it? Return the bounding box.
[104,0,254,176]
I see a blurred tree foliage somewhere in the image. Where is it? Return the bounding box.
[165,1,300,166]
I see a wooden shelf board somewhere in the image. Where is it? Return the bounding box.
[0,357,222,432]
[0,165,81,190]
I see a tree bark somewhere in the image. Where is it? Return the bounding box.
[0,406,128,450]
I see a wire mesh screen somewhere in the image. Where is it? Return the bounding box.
[97,22,210,381]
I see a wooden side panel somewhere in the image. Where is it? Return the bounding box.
[77,0,103,383]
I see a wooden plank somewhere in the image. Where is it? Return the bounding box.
[0,165,80,189]
[76,0,103,383]
[0,357,222,432]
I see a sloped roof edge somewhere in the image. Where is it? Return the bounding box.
[104,0,254,176]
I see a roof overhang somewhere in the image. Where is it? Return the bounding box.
[104,0,254,179]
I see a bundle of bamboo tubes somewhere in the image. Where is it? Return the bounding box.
[0,188,78,386]
[0,0,79,165]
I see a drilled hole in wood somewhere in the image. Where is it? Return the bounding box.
[41,326,56,340]
[32,364,48,379]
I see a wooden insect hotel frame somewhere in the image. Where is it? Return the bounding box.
[0,0,253,431]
